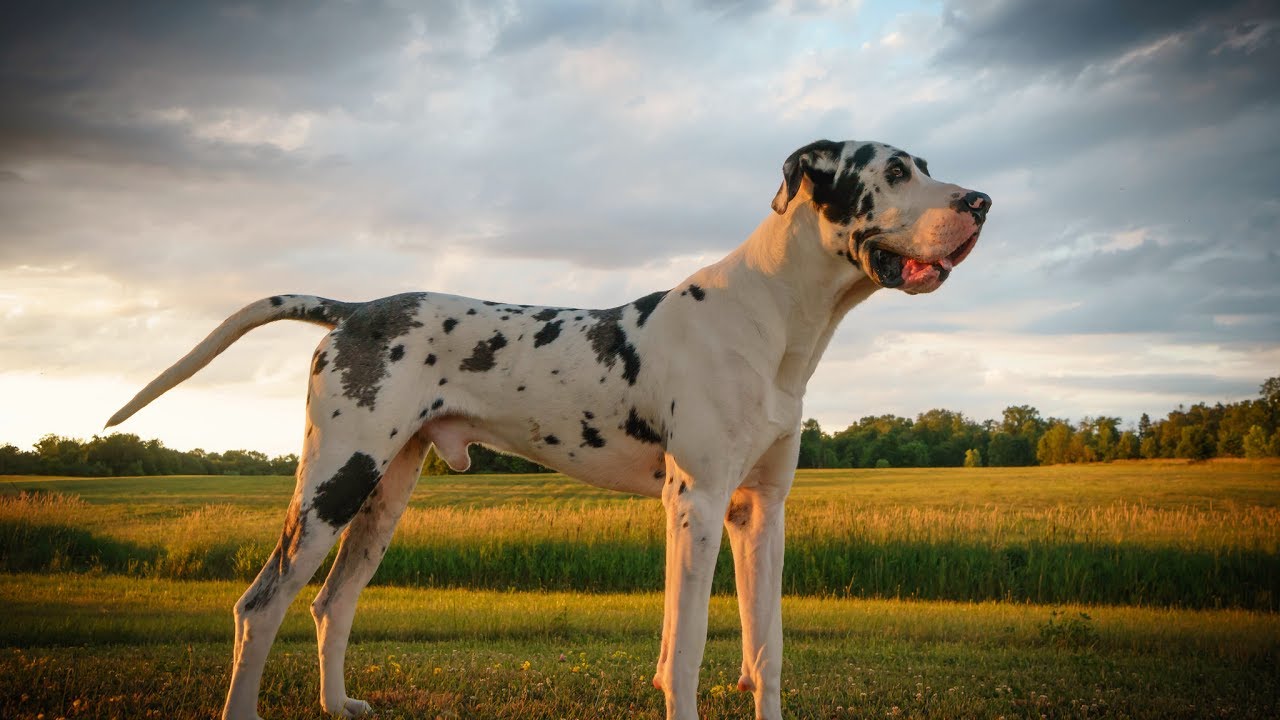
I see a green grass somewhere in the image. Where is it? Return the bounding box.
[2,463,1277,718]
[3,462,1279,608]
[1,573,1276,719]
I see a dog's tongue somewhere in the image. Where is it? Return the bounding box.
[902,257,953,286]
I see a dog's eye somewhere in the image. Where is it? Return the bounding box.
[888,164,904,178]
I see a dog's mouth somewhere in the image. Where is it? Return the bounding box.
[863,232,979,294]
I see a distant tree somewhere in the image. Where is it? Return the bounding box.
[1262,376,1280,408]
[1138,412,1153,440]
[798,419,826,468]
[1116,430,1139,460]
[900,440,932,467]
[987,432,1035,466]
[423,448,453,475]
[1175,426,1214,461]
[1139,434,1160,459]
[1036,422,1073,465]
[1092,417,1121,461]
[0,444,39,474]
[963,448,982,467]
[1243,425,1280,459]
[1001,405,1046,438]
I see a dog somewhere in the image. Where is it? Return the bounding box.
[106,138,989,720]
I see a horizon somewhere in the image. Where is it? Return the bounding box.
[2,2,1277,456]
[7,378,1272,457]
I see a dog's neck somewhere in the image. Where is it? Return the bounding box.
[691,200,878,396]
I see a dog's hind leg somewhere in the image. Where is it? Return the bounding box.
[222,431,400,720]
[311,433,428,718]
[724,432,798,720]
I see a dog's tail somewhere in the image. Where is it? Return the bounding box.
[105,294,358,428]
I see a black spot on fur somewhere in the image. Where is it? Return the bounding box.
[913,156,930,177]
[431,398,444,410]
[850,143,876,172]
[583,411,595,420]
[814,165,866,225]
[580,421,606,448]
[288,298,358,326]
[270,296,284,307]
[329,294,424,409]
[461,332,508,372]
[517,385,526,392]
[624,407,663,445]
[311,452,380,527]
[419,408,428,418]
[670,400,675,414]
[585,307,642,385]
[686,284,705,301]
[544,435,561,445]
[654,469,665,479]
[678,481,687,495]
[532,308,561,322]
[438,378,448,386]
[389,428,398,438]
[858,192,874,218]
[389,344,404,362]
[332,409,341,418]
[425,353,437,366]
[483,301,499,306]
[443,318,458,333]
[312,351,329,375]
[632,290,667,326]
[726,502,751,527]
[534,320,563,348]
[466,308,477,315]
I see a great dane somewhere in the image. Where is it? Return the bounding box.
[107,139,990,720]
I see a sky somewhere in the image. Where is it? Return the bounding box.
[1,0,1278,456]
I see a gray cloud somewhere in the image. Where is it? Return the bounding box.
[1,0,1277,450]
[937,0,1275,75]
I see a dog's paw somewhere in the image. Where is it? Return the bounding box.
[324,697,372,718]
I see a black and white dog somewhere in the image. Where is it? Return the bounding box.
[108,139,990,720]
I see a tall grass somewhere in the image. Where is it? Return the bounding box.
[4,470,1277,609]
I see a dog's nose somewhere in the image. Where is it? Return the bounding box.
[961,191,991,219]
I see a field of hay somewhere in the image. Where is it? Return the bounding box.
[3,461,1278,608]
[1,461,1277,718]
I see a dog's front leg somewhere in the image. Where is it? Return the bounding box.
[724,433,798,720]
[653,452,734,720]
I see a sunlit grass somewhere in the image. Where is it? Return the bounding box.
[1,574,1276,719]
[3,462,1278,608]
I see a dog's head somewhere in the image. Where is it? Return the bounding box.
[772,139,990,294]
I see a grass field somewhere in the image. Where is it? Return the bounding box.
[2,574,1276,719]
[1,462,1278,718]
[3,462,1278,608]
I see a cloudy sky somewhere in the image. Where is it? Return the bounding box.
[2,0,1277,455]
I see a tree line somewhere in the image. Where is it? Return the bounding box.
[0,433,299,477]
[799,377,1280,468]
[3,378,1277,476]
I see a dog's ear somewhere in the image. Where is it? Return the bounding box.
[772,140,844,214]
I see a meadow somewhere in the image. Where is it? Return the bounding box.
[1,461,1278,718]
[3,462,1278,608]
